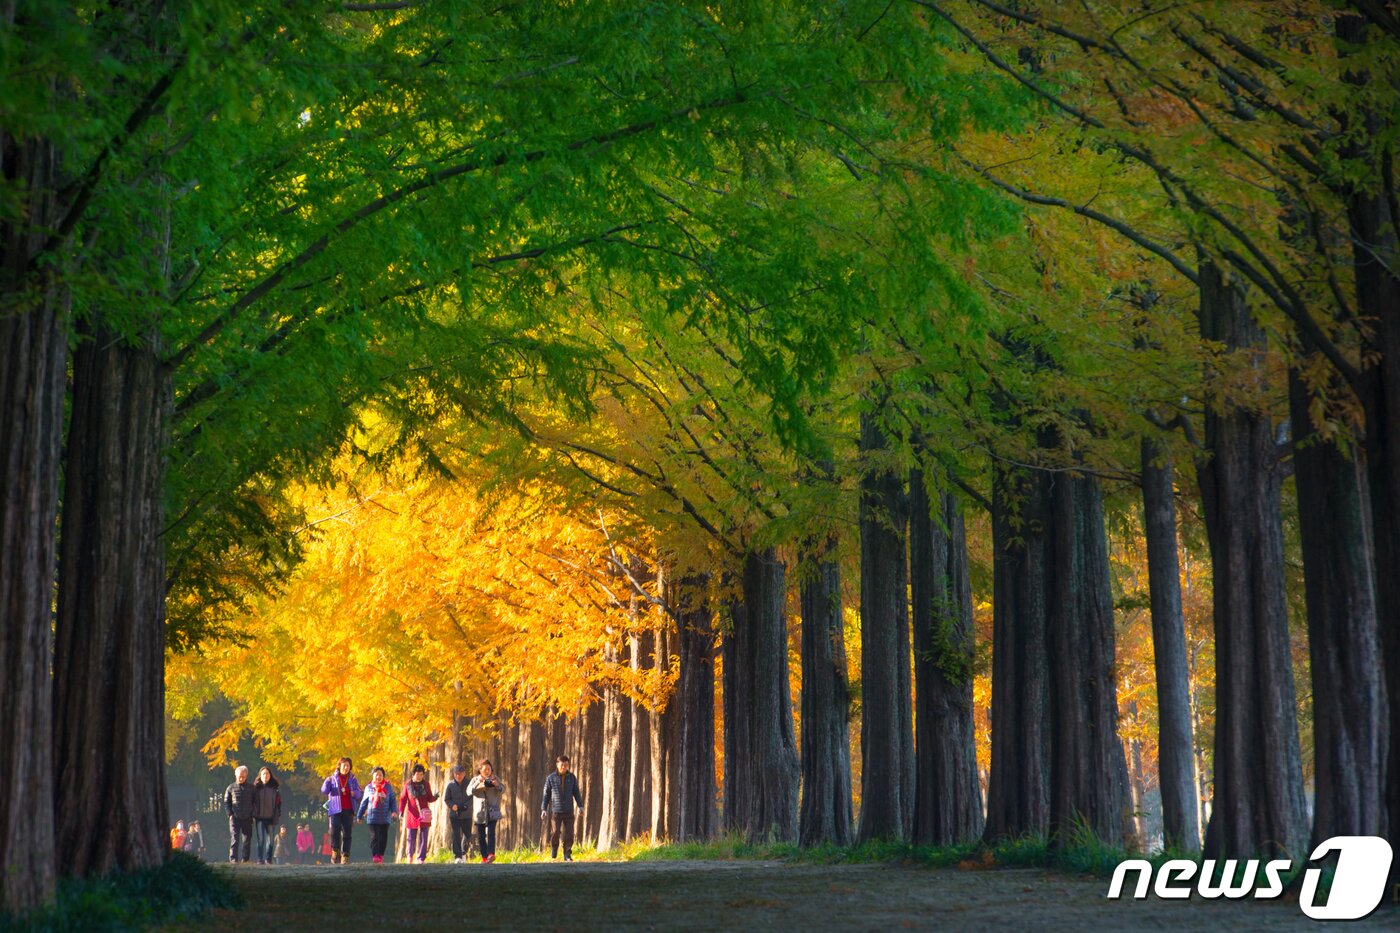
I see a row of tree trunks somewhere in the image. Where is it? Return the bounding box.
[1196,262,1308,861]
[0,125,68,911]
[723,549,800,842]
[53,324,172,877]
[908,474,983,846]
[985,447,1129,845]
[798,534,853,847]
[1139,439,1201,852]
[857,413,913,842]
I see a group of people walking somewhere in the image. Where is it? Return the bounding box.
[216,754,584,865]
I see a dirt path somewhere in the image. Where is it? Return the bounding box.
[163,861,1400,932]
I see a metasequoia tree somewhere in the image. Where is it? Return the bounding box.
[928,0,1393,859]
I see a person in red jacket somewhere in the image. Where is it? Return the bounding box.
[399,763,437,863]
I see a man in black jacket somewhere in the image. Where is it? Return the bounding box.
[540,756,584,861]
[224,765,255,863]
[442,763,474,862]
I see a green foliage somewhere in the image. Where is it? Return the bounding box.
[0,853,242,933]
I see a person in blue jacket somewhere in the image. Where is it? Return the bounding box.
[356,766,398,863]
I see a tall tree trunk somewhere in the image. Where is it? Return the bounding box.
[909,474,982,845]
[984,464,1051,841]
[726,549,799,842]
[651,621,674,840]
[675,575,717,841]
[598,639,631,851]
[1196,261,1307,861]
[53,318,171,877]
[857,412,911,842]
[0,132,66,911]
[627,629,654,839]
[721,610,739,834]
[580,698,604,847]
[520,718,547,847]
[1128,720,1148,846]
[798,534,853,847]
[1046,469,1129,847]
[1336,11,1400,882]
[1140,437,1200,852]
[495,716,517,851]
[1289,371,1387,843]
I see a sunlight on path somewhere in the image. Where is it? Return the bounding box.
[161,861,1400,932]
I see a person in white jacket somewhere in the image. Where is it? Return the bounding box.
[466,760,507,863]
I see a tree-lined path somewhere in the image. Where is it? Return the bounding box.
[4,1,1400,927]
[166,862,1398,932]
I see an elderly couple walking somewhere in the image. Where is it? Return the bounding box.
[223,764,283,864]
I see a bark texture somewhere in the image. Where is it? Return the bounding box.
[597,642,632,851]
[1197,262,1307,860]
[1289,372,1387,844]
[1336,11,1400,881]
[985,465,1051,841]
[798,537,853,847]
[675,577,717,841]
[724,550,799,842]
[908,475,982,846]
[1045,470,1129,847]
[627,629,654,839]
[1139,438,1200,852]
[857,413,912,842]
[52,323,171,877]
[0,129,66,910]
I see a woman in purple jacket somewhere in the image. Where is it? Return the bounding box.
[320,757,362,864]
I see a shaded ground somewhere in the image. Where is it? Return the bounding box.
[160,860,1400,932]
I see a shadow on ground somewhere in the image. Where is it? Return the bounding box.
[160,860,1400,932]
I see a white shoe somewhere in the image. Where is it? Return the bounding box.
[454,857,464,863]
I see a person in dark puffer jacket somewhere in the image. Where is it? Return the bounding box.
[251,766,283,865]
[540,755,583,861]
[442,764,474,862]
[224,765,255,863]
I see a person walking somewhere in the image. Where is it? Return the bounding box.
[442,763,474,863]
[296,823,314,865]
[224,765,255,863]
[320,828,334,863]
[540,755,584,861]
[399,763,437,864]
[276,825,290,864]
[320,757,361,864]
[356,766,398,863]
[251,766,283,865]
[466,760,506,864]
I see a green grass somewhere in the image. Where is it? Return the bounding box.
[473,825,1169,878]
[0,852,243,933]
